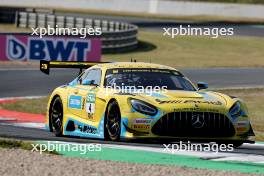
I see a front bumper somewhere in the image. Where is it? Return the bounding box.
[122,110,255,143]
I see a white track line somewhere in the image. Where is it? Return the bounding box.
[0,96,46,101]
[0,117,17,121]
[0,122,45,129]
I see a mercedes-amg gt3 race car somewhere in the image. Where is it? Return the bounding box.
[40,60,255,147]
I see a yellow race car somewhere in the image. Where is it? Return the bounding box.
[40,60,255,147]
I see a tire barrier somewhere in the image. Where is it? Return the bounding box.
[16,11,138,53]
[0,7,25,24]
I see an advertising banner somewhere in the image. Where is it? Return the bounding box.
[0,34,101,61]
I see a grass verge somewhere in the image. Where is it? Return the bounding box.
[0,138,59,154]
[103,31,264,68]
[0,138,33,150]
[0,97,49,114]
[56,8,264,24]
[0,88,263,141]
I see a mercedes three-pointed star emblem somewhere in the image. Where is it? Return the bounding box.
[191,114,205,128]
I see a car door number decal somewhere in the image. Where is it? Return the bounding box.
[86,94,96,114]
[86,103,95,113]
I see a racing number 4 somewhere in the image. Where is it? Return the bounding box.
[89,103,92,112]
[86,102,95,113]
[86,93,96,114]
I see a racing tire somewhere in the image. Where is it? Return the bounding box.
[217,141,243,148]
[231,142,244,148]
[105,100,121,141]
[50,96,64,137]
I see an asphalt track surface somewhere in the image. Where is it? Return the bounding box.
[56,12,264,37]
[1,124,264,158]
[1,68,264,98]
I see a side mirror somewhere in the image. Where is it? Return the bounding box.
[197,82,208,90]
[82,79,95,85]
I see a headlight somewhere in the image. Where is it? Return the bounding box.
[229,102,242,119]
[130,99,157,116]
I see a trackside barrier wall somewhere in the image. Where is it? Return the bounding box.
[16,11,138,53]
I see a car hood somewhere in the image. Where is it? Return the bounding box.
[135,90,230,112]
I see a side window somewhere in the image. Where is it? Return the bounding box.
[80,69,101,86]
[77,70,90,84]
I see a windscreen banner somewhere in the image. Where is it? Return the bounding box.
[0,34,101,61]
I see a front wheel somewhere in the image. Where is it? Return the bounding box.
[232,142,244,148]
[50,97,64,137]
[217,141,243,148]
[105,100,121,141]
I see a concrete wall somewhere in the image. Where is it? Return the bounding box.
[1,0,264,19]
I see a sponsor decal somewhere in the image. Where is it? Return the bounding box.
[236,121,250,132]
[108,68,180,75]
[175,108,220,112]
[122,69,171,74]
[133,118,153,124]
[236,120,250,127]
[133,124,150,129]
[0,34,101,61]
[113,70,118,74]
[82,98,86,110]
[155,99,222,105]
[68,95,82,109]
[132,118,152,130]
[236,126,248,132]
[78,124,97,134]
[86,93,96,120]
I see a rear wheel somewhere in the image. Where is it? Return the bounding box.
[105,100,121,141]
[50,97,63,137]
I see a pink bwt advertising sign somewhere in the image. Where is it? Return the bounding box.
[0,34,101,61]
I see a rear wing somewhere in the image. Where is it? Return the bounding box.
[40,60,109,75]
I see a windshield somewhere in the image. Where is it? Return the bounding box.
[104,68,196,91]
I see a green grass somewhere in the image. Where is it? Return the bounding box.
[0,97,49,114]
[56,9,264,24]
[0,139,33,150]
[103,31,264,68]
[0,138,59,154]
[1,88,264,141]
